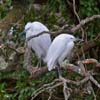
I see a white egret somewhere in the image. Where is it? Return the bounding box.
[24,21,51,66]
[45,34,82,77]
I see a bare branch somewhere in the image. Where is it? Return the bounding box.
[71,15,100,32]
[72,0,85,38]
[90,76,100,89]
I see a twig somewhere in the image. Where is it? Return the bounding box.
[72,0,85,39]
[71,15,100,32]
[90,76,100,89]
[31,79,62,100]
[62,78,71,100]
[76,76,90,85]
[31,68,100,100]
[92,88,97,100]
[48,89,53,100]
[63,82,70,100]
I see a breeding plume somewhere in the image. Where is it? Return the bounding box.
[45,34,82,77]
[25,21,51,66]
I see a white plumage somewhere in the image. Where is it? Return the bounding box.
[45,34,76,71]
[25,21,51,62]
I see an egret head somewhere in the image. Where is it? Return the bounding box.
[66,34,83,42]
[24,22,32,32]
[66,34,76,42]
[19,22,32,39]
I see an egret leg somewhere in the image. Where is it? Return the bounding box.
[56,64,62,78]
[37,58,42,67]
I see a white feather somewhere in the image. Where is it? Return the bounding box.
[45,34,75,71]
[25,21,51,62]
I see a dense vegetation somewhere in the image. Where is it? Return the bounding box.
[0,0,100,100]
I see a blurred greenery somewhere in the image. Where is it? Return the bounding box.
[0,0,100,100]
[0,0,12,19]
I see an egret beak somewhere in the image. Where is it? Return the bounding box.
[75,38,84,42]
[18,29,27,41]
[20,30,26,36]
[19,27,30,37]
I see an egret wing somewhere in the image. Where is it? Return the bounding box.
[39,34,51,53]
[46,37,66,71]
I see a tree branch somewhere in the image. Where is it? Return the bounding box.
[71,15,100,33]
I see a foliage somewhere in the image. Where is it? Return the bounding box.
[79,0,99,17]
[0,0,100,100]
[0,0,12,20]
[79,0,100,39]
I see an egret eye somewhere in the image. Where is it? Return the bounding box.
[70,37,74,39]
